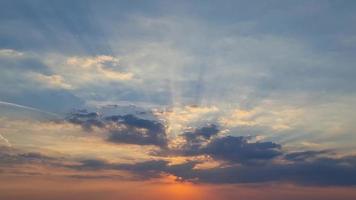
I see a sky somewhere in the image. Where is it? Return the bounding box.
[1,0,356,199]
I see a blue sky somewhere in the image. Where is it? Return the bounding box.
[1,1,356,199]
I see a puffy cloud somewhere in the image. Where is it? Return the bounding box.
[66,110,168,147]
[154,105,219,136]
[168,125,281,164]
[174,124,220,156]
[219,108,259,127]
[185,124,219,140]
[106,114,168,147]
[66,110,104,131]
[66,109,282,163]
[66,55,134,81]
[203,136,281,164]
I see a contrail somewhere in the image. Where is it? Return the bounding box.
[0,133,11,147]
[0,100,60,118]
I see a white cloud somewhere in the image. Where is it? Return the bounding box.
[0,133,11,147]
[154,105,219,137]
[35,54,136,97]
[0,49,24,58]
[28,72,73,90]
[66,55,133,81]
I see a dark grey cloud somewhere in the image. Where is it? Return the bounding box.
[64,118,356,186]
[177,124,220,156]
[106,114,167,147]
[169,125,281,164]
[284,150,331,162]
[69,153,356,186]
[117,160,169,179]
[71,159,199,180]
[68,159,170,180]
[67,110,168,147]
[66,110,104,131]
[0,147,58,166]
[203,136,281,164]
[192,156,356,186]
[185,124,219,139]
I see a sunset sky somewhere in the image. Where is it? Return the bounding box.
[1,0,356,199]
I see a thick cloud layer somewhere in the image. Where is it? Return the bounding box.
[3,114,356,186]
[70,154,356,186]
[61,118,356,186]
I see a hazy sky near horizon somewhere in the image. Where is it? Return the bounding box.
[1,0,356,199]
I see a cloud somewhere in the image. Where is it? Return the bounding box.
[193,155,356,186]
[0,49,24,57]
[185,124,219,139]
[2,113,356,187]
[27,72,73,90]
[0,100,60,118]
[1,89,84,114]
[0,133,11,147]
[65,55,134,81]
[71,159,110,170]
[153,105,220,138]
[0,1,356,194]
[0,147,57,166]
[66,110,104,131]
[106,114,168,147]
[284,150,331,162]
[68,152,356,186]
[203,136,282,164]
[0,49,50,73]
[66,110,281,164]
[66,110,168,147]
[0,49,84,113]
[167,124,281,164]
[173,124,220,156]
[71,159,197,180]
[219,109,256,126]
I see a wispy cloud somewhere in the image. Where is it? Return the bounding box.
[27,73,73,90]
[0,101,60,118]
[0,133,11,147]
